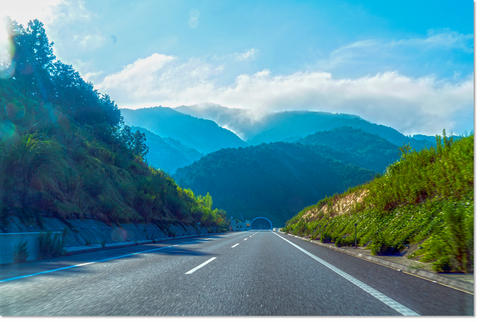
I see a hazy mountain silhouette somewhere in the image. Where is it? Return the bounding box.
[174,105,441,151]
[121,107,246,154]
[131,127,203,174]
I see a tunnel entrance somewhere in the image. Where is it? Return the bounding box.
[250,217,273,230]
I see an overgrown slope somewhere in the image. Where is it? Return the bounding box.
[0,19,227,231]
[297,127,401,173]
[284,135,473,272]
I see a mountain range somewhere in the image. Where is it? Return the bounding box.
[131,127,202,174]
[121,104,461,226]
[121,107,246,154]
[174,104,437,150]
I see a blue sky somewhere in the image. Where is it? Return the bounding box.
[0,0,474,135]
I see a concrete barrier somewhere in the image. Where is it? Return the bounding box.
[0,232,63,265]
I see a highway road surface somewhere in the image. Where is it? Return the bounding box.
[0,230,473,316]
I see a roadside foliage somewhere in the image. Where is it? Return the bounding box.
[0,20,228,232]
[283,134,474,273]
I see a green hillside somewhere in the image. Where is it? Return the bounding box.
[283,134,473,273]
[297,127,401,173]
[0,20,227,231]
[174,142,375,226]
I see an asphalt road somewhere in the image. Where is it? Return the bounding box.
[0,230,473,316]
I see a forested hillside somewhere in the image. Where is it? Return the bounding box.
[284,134,473,273]
[174,142,375,226]
[297,127,401,173]
[0,20,227,230]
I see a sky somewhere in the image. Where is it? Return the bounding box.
[0,0,474,135]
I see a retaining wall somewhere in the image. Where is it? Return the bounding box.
[0,231,62,265]
[0,216,219,264]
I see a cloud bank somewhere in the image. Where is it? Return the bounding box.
[97,50,472,135]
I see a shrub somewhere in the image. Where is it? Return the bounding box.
[433,256,454,273]
[13,241,28,263]
[283,135,473,272]
[38,232,64,259]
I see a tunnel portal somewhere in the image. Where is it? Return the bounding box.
[250,217,273,230]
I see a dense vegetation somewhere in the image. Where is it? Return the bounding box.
[283,134,473,273]
[297,127,400,173]
[0,20,227,231]
[174,142,375,226]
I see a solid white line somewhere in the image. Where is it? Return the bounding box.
[185,257,216,275]
[232,243,239,248]
[273,232,419,316]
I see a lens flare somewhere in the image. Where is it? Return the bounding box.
[0,17,15,79]
[0,120,17,140]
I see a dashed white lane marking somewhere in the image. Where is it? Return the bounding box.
[185,257,217,275]
[0,232,238,283]
[273,232,419,316]
[0,244,179,283]
[244,238,248,241]
[232,243,240,248]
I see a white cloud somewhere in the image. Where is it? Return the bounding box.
[99,53,176,98]
[235,48,257,61]
[82,70,103,83]
[319,30,473,75]
[73,33,106,49]
[188,9,200,29]
[391,30,473,52]
[97,52,472,135]
[0,0,65,26]
[0,0,90,27]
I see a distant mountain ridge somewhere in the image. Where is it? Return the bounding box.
[121,107,246,154]
[174,104,440,150]
[131,126,202,174]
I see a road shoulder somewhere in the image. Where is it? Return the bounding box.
[280,231,474,294]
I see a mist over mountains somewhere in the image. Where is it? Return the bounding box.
[121,107,247,154]
[174,104,439,149]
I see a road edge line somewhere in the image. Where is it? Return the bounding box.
[273,232,419,316]
[281,232,474,295]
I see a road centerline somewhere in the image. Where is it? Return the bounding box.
[273,232,419,316]
[232,243,240,248]
[185,257,217,275]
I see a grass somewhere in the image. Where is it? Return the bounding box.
[283,135,473,273]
